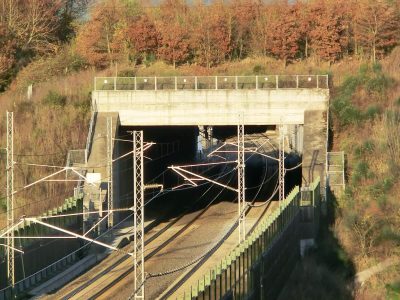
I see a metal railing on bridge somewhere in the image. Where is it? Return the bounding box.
[94,75,329,91]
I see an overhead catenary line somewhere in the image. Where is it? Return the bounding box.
[23,217,134,257]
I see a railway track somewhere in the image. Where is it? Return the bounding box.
[159,200,274,299]
[91,199,274,300]
[58,167,234,299]
[56,136,279,299]
[59,201,213,299]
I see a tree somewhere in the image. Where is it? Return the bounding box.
[56,0,92,42]
[157,0,190,68]
[309,1,349,64]
[14,0,63,53]
[251,5,270,56]
[266,3,301,66]
[190,2,231,68]
[356,0,399,63]
[230,0,259,59]
[0,24,16,89]
[76,0,123,67]
[124,15,159,63]
[296,1,312,59]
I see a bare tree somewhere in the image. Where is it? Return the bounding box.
[356,0,399,63]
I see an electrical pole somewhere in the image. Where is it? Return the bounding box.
[133,131,144,299]
[279,124,285,207]
[107,117,113,228]
[6,111,15,287]
[237,117,245,243]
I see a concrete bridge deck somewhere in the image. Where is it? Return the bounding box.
[92,75,329,126]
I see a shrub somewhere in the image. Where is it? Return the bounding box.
[42,90,66,107]
[386,282,400,299]
[370,179,393,198]
[332,98,362,126]
[253,64,265,74]
[364,105,381,119]
[366,74,393,95]
[352,161,373,183]
[354,140,375,158]
[118,69,136,77]
[377,195,387,209]
[372,62,382,73]
[0,196,6,211]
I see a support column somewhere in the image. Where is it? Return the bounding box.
[107,117,113,227]
[6,111,15,287]
[237,117,245,243]
[133,131,144,299]
[279,124,285,208]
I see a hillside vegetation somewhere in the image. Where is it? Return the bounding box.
[0,0,399,298]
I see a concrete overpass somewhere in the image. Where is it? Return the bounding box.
[91,75,329,191]
[92,75,329,126]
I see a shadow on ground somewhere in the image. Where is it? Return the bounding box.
[278,189,355,300]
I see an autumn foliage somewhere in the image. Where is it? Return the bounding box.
[0,0,89,90]
[74,0,398,69]
[0,0,399,85]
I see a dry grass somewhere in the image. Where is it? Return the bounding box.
[0,65,98,228]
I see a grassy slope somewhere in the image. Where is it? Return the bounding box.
[281,49,400,299]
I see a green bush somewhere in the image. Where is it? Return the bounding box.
[0,196,6,211]
[118,69,136,77]
[354,140,375,158]
[386,282,400,299]
[363,105,381,119]
[253,64,265,74]
[368,178,393,200]
[352,161,373,183]
[377,195,387,209]
[363,140,375,152]
[372,62,382,73]
[143,53,157,67]
[332,98,362,126]
[365,74,393,95]
[42,90,66,107]
[73,99,90,112]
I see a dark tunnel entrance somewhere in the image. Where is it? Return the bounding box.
[114,125,302,223]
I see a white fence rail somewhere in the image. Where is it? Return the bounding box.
[94,75,329,91]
